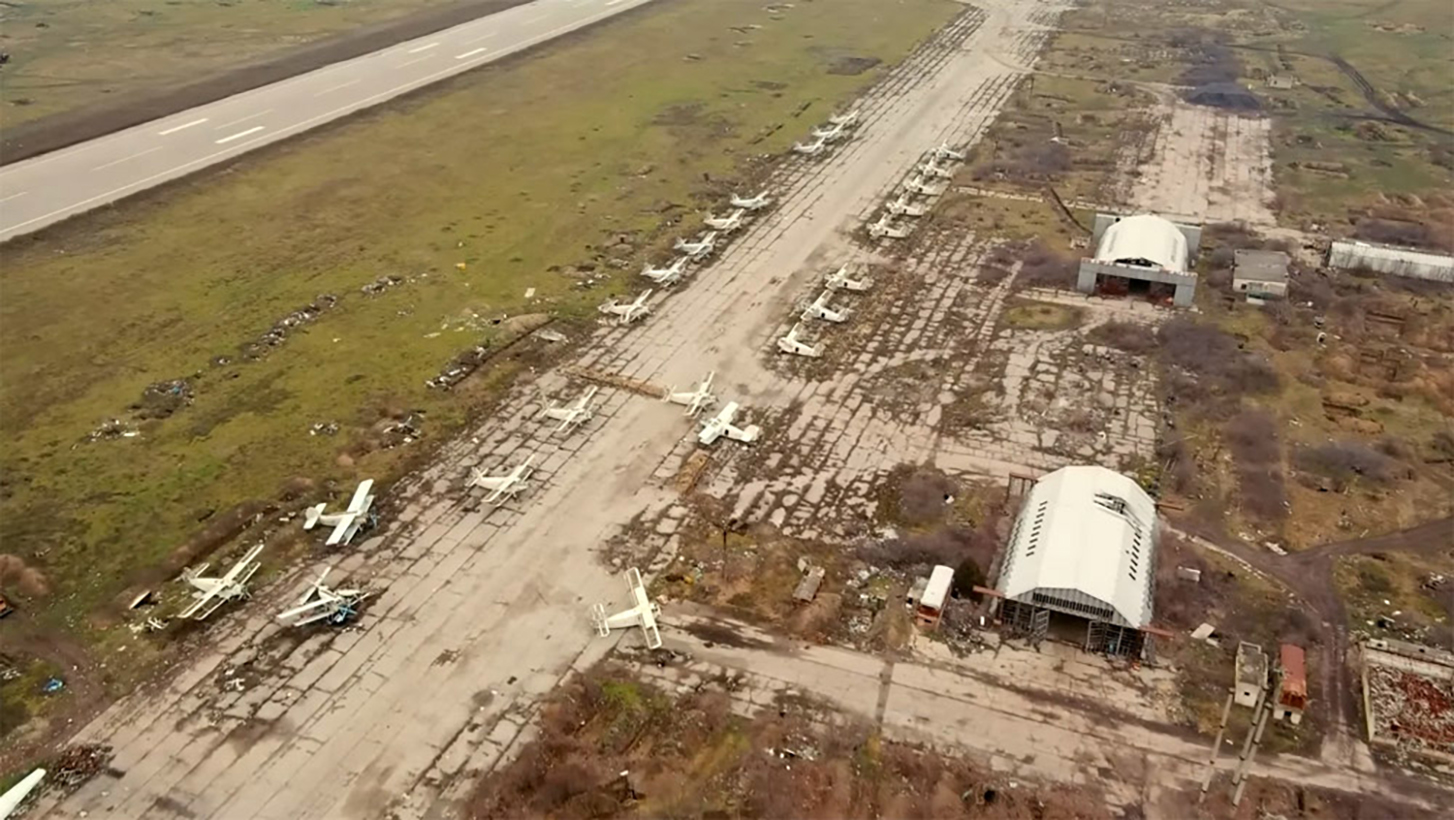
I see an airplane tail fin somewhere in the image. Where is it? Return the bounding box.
[303,503,326,530]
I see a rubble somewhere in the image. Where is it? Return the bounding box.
[47,743,114,789]
[80,417,139,444]
[309,421,340,436]
[242,294,338,359]
[425,345,491,390]
[360,275,403,295]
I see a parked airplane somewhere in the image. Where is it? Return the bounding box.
[664,371,717,417]
[917,156,955,179]
[598,289,653,325]
[776,322,823,357]
[932,141,967,161]
[811,121,848,142]
[829,108,861,127]
[824,265,872,292]
[303,479,376,547]
[0,769,46,819]
[885,193,928,217]
[703,209,747,233]
[792,136,827,156]
[539,386,598,436]
[802,290,851,323]
[674,231,718,261]
[730,190,772,211]
[470,454,537,506]
[868,212,910,239]
[902,173,937,195]
[699,401,762,445]
[590,567,662,649]
[641,256,688,286]
[276,567,367,628]
[178,543,264,620]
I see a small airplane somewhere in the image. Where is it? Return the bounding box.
[777,322,823,357]
[811,121,848,142]
[917,156,955,179]
[792,136,827,156]
[178,543,264,620]
[590,567,662,650]
[698,401,762,446]
[641,257,688,286]
[828,109,861,128]
[276,567,368,628]
[664,371,717,417]
[824,265,872,292]
[902,173,937,195]
[303,479,376,548]
[932,141,966,161]
[470,454,537,506]
[868,212,910,239]
[598,289,653,325]
[703,209,747,233]
[801,290,851,323]
[539,386,598,435]
[0,769,46,818]
[885,193,928,217]
[674,231,718,261]
[730,190,772,211]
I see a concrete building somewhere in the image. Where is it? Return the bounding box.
[1235,642,1269,707]
[1233,249,1290,299]
[1327,240,1454,283]
[994,466,1160,658]
[1077,213,1201,307]
[1273,643,1308,725]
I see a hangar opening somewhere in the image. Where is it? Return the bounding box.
[1076,213,1202,307]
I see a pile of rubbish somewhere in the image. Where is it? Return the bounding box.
[379,413,424,448]
[80,418,138,444]
[309,421,340,436]
[49,744,114,789]
[133,377,195,419]
[243,294,338,359]
[425,345,491,390]
[360,275,403,296]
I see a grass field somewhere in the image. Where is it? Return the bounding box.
[0,0,960,661]
[0,0,477,126]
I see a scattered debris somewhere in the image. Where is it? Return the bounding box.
[80,418,139,444]
[242,294,338,359]
[309,421,340,436]
[535,327,568,343]
[360,275,403,296]
[47,743,113,789]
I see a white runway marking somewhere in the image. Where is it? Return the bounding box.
[215,109,273,130]
[397,54,437,68]
[314,79,361,97]
[525,13,550,22]
[0,191,28,204]
[407,42,441,53]
[157,118,209,136]
[456,47,490,60]
[465,30,498,44]
[93,146,164,171]
[215,126,266,145]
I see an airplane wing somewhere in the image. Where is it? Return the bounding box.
[474,476,506,491]
[325,515,356,547]
[346,480,375,514]
[278,596,333,623]
[179,587,220,620]
[220,544,265,585]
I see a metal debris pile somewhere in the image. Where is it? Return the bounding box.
[380,413,424,448]
[243,294,338,359]
[1367,664,1454,751]
[49,743,114,788]
[360,275,403,296]
[425,345,490,389]
[309,421,340,436]
[80,417,139,444]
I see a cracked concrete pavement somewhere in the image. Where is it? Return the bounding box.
[36,2,1074,817]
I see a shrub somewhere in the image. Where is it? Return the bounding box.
[1017,240,1079,288]
[1158,318,1280,417]
[1224,409,1288,524]
[1087,320,1157,354]
[894,468,959,525]
[1353,217,1439,250]
[1292,441,1398,490]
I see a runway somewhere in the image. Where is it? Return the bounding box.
[0,0,655,243]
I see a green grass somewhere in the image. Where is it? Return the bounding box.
[1002,299,1084,330]
[1,0,475,126]
[0,0,961,646]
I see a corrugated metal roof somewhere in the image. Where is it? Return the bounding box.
[1328,240,1454,267]
[1094,214,1189,273]
[1234,249,1289,282]
[1280,643,1307,697]
[921,565,954,611]
[998,466,1157,627]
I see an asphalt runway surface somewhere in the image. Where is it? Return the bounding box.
[0,0,656,243]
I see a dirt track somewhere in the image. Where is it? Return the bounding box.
[0,0,530,165]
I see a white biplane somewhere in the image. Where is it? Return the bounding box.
[276,567,368,628]
[470,455,537,506]
[699,401,761,446]
[885,193,928,217]
[792,136,827,156]
[303,479,376,547]
[811,121,848,142]
[664,371,717,417]
[824,265,872,292]
[932,141,966,162]
[598,289,653,325]
[801,290,851,323]
[539,386,598,436]
[703,209,747,233]
[730,190,772,211]
[641,257,688,286]
[917,156,955,179]
[590,567,662,650]
[178,543,264,620]
[902,173,938,196]
[674,231,718,261]
[777,322,823,357]
[868,212,910,239]
[828,109,861,128]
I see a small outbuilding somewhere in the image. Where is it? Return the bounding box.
[1274,643,1308,724]
[1235,642,1269,707]
[915,565,954,629]
[1232,249,1290,299]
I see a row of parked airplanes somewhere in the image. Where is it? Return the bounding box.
[792,108,861,157]
[867,141,965,239]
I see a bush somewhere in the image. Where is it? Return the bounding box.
[1224,409,1288,524]
[1353,217,1439,250]
[1158,319,1281,417]
[859,526,979,571]
[952,558,986,599]
[1017,241,1079,289]
[1292,441,1398,490]
[1087,320,1157,354]
[893,468,959,525]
